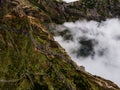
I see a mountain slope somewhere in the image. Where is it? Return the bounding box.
[0,0,120,90]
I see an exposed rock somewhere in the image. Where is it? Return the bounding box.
[77,38,97,57]
[0,0,120,90]
[27,0,120,24]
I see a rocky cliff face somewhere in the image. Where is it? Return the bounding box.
[0,0,120,90]
[28,0,120,23]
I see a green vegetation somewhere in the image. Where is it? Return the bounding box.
[82,0,96,9]
[28,0,46,12]
[0,12,103,90]
[0,0,120,90]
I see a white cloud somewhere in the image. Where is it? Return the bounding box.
[54,18,120,86]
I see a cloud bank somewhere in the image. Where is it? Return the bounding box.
[54,18,120,86]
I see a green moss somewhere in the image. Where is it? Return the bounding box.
[17,79,31,90]
[35,36,47,44]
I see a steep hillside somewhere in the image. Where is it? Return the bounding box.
[0,0,120,90]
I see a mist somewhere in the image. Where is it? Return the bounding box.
[54,18,120,86]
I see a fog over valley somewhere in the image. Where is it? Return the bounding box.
[54,18,120,86]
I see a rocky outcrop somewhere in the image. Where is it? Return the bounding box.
[0,0,120,90]
[27,0,120,24]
